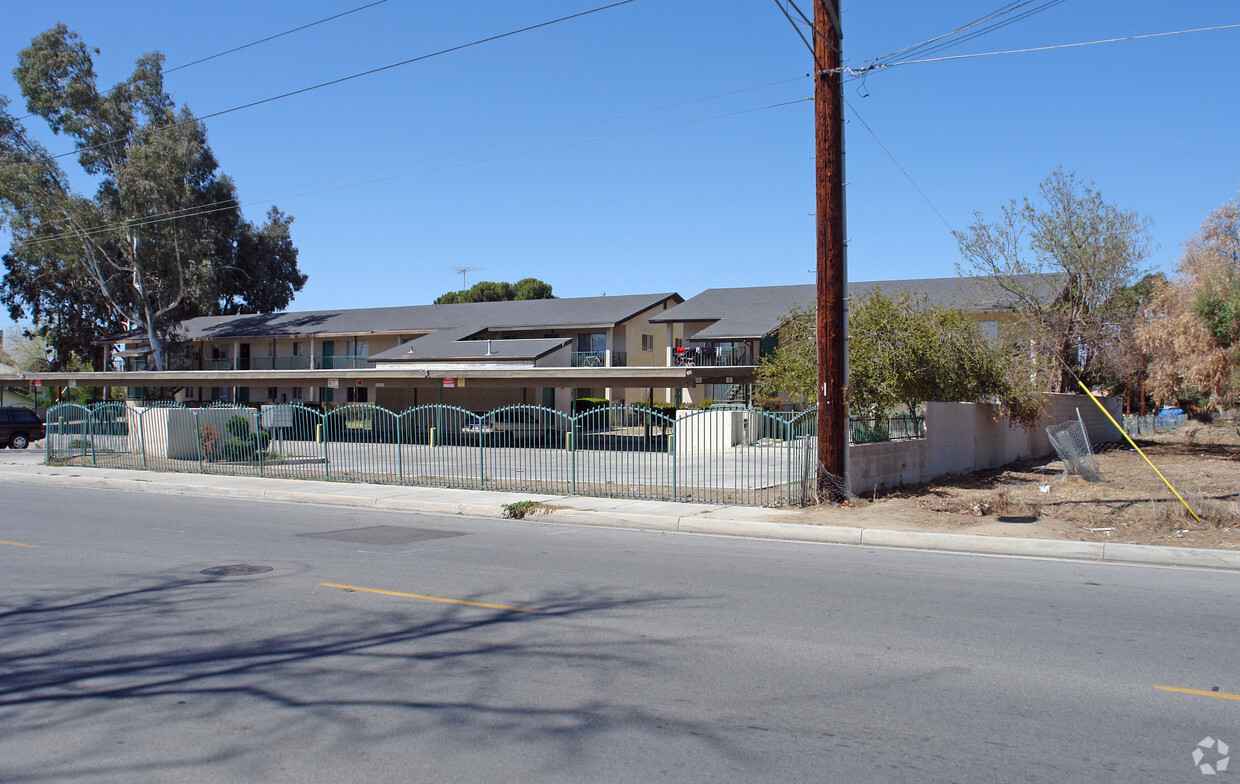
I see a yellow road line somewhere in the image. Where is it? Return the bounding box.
[320,583,539,613]
[1156,685,1240,701]
[0,540,38,548]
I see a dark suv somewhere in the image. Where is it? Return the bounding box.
[0,407,45,449]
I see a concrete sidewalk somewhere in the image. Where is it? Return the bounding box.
[3,453,1240,571]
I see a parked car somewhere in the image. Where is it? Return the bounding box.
[0,406,45,449]
[461,409,563,443]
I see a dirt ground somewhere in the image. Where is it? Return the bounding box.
[795,422,1240,550]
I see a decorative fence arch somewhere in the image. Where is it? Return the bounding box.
[45,401,829,506]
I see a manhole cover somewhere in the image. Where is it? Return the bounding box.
[201,564,274,577]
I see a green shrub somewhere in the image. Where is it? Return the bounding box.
[572,397,609,415]
[222,437,256,461]
[225,415,251,439]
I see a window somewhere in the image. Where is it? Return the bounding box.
[641,334,654,351]
[292,342,302,356]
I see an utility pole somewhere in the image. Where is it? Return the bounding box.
[814,0,848,501]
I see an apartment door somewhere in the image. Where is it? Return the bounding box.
[238,343,251,371]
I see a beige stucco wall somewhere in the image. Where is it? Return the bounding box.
[848,393,1124,494]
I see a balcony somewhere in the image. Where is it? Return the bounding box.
[119,358,155,372]
[571,350,607,367]
[673,346,753,367]
[314,354,370,370]
[248,356,313,371]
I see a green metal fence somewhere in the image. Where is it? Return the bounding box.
[44,402,921,506]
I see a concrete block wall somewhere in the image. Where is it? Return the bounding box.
[849,393,1123,494]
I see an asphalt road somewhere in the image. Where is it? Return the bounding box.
[1,483,1238,783]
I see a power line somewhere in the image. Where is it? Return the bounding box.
[866,0,1067,69]
[247,75,809,199]
[10,0,397,123]
[843,97,954,235]
[855,22,1240,73]
[0,0,640,177]
[164,0,394,73]
[18,96,809,248]
[17,78,809,245]
[885,0,1069,64]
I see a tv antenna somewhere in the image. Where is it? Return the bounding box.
[452,266,482,292]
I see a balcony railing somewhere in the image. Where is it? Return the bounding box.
[571,350,607,367]
[314,354,370,369]
[119,358,155,372]
[248,356,313,371]
[673,346,753,367]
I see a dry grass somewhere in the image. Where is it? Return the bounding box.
[867,421,1240,549]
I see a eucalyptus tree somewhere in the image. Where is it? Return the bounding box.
[0,25,306,369]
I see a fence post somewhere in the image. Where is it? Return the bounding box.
[397,415,404,483]
[89,410,97,467]
[321,414,329,479]
[478,430,485,490]
[257,413,264,478]
[785,419,793,506]
[430,427,437,448]
[670,429,677,502]
[196,411,204,473]
[568,422,576,496]
[137,409,147,470]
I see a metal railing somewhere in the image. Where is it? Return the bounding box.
[247,356,313,371]
[849,414,925,444]
[570,350,627,367]
[44,402,928,505]
[42,402,894,506]
[571,350,607,367]
[314,354,369,369]
[673,346,753,367]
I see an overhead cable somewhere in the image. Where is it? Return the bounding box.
[19,96,809,247]
[10,0,396,122]
[0,0,640,177]
[852,22,1240,74]
[843,97,954,234]
[164,0,394,73]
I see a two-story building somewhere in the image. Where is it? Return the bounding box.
[115,292,683,411]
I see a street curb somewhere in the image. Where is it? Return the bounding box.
[4,467,1240,571]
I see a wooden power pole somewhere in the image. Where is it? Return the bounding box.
[814,0,848,501]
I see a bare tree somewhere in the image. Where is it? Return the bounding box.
[956,167,1151,391]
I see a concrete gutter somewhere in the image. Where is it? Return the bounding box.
[3,462,1239,571]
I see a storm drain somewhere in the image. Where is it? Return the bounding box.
[201,565,274,577]
[298,525,465,546]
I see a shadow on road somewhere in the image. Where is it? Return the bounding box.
[0,573,740,781]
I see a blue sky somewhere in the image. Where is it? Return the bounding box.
[2,0,1238,314]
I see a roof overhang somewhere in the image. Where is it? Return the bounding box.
[0,366,757,389]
